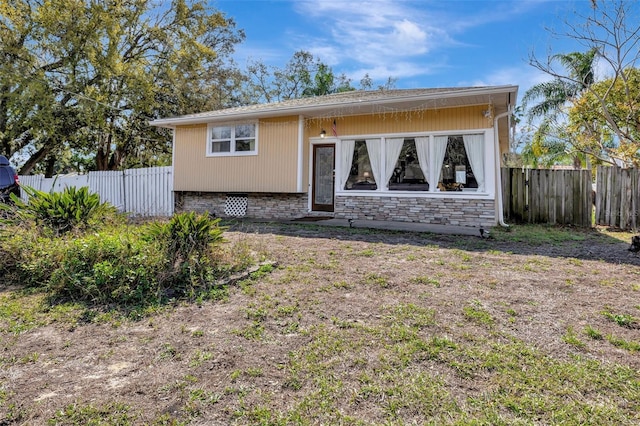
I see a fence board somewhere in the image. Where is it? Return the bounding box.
[596,166,640,230]
[89,170,125,211]
[17,175,43,194]
[124,166,173,217]
[20,166,174,217]
[604,167,613,225]
[502,168,592,227]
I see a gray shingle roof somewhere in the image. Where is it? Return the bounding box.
[150,86,518,127]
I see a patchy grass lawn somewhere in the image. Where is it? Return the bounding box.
[1,223,640,425]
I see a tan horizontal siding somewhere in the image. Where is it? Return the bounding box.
[173,117,300,193]
[306,105,491,139]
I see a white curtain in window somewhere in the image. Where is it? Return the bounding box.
[339,139,355,190]
[385,138,404,188]
[415,137,430,184]
[433,136,448,188]
[463,134,485,192]
[365,139,382,185]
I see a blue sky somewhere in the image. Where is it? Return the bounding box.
[212,0,607,102]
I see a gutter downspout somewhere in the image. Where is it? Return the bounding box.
[494,107,512,227]
[169,127,176,215]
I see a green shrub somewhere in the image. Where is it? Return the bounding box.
[147,212,225,262]
[1,231,65,287]
[1,211,233,310]
[47,231,165,306]
[44,213,227,306]
[0,224,71,287]
[146,212,226,290]
[1,186,118,236]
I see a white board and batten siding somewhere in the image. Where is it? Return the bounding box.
[19,166,174,217]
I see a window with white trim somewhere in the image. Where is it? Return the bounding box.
[436,135,484,192]
[339,133,485,193]
[388,138,429,191]
[207,123,257,156]
[343,140,377,190]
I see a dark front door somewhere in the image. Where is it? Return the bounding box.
[312,144,335,212]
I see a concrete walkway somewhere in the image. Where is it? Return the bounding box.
[297,218,484,236]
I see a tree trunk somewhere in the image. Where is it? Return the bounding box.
[18,144,51,175]
[44,156,56,178]
[95,133,112,171]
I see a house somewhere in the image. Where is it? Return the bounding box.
[150,86,518,228]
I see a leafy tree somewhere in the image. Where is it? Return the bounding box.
[0,0,245,174]
[242,50,396,104]
[360,73,398,91]
[524,0,640,168]
[243,50,354,103]
[567,67,640,166]
[302,62,353,97]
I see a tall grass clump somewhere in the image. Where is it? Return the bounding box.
[0,185,119,236]
[0,227,67,287]
[146,212,226,292]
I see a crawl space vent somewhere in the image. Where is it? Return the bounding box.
[224,195,248,217]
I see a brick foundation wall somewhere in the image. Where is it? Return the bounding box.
[176,192,309,220]
[334,195,496,228]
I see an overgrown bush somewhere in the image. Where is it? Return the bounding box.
[146,212,226,290]
[0,210,249,311]
[0,186,119,236]
[0,228,66,286]
[47,231,166,306]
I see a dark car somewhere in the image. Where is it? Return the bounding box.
[0,155,20,203]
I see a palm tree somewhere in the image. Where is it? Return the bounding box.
[522,48,598,167]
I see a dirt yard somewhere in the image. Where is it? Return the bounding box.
[2,222,639,425]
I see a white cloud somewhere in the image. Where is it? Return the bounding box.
[307,45,341,66]
[293,0,448,66]
[391,19,428,54]
[291,0,551,68]
[462,65,550,103]
[348,61,436,83]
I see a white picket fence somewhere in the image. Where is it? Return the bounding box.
[18,166,174,217]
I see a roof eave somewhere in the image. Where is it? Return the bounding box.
[149,85,518,128]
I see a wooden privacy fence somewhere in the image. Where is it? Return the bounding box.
[19,166,174,217]
[502,168,593,227]
[595,166,640,230]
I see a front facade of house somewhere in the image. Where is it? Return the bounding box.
[151,86,518,228]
